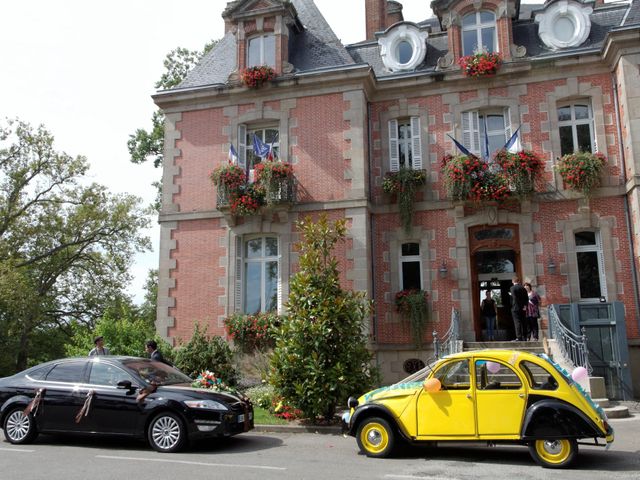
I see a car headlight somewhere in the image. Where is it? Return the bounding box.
[184,400,228,411]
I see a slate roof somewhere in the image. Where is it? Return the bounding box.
[179,0,354,89]
[177,0,637,90]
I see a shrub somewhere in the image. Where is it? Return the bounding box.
[270,215,380,422]
[224,312,281,353]
[173,324,238,386]
[244,383,276,410]
[556,151,606,198]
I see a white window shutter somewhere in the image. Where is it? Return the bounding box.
[462,111,480,155]
[389,119,399,172]
[410,116,423,170]
[237,124,247,170]
[504,108,512,146]
[235,235,243,312]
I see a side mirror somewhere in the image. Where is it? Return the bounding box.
[117,380,133,390]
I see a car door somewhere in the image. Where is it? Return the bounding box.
[416,358,476,437]
[38,360,90,432]
[473,358,527,437]
[86,360,142,435]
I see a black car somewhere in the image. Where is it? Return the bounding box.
[0,356,253,452]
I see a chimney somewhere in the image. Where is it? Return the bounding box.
[365,0,387,41]
[387,1,404,26]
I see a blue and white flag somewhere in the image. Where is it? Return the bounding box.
[447,134,473,157]
[504,126,522,153]
[252,134,271,158]
[228,143,238,163]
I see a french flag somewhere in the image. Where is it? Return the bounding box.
[228,143,238,163]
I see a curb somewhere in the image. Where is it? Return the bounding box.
[254,424,342,435]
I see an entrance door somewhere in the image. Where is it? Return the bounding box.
[469,225,521,341]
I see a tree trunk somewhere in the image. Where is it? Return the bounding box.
[15,326,30,372]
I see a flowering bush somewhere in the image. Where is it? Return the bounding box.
[224,312,282,352]
[244,383,276,410]
[230,184,265,216]
[441,154,487,202]
[192,370,231,392]
[210,163,246,190]
[272,396,303,420]
[395,289,429,348]
[382,168,427,233]
[458,50,503,77]
[556,151,606,198]
[241,65,275,88]
[494,149,545,198]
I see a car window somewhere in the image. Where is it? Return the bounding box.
[475,360,522,390]
[45,361,86,383]
[89,362,133,387]
[520,360,558,390]
[434,359,470,390]
[26,365,54,381]
[121,359,191,385]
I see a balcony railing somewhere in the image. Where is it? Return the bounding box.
[216,176,296,212]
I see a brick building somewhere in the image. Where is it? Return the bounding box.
[153,0,640,398]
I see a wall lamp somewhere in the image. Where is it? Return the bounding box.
[547,256,557,275]
[439,260,448,279]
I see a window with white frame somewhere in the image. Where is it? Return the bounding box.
[400,242,422,291]
[461,11,497,56]
[575,230,606,300]
[558,103,594,156]
[247,34,276,68]
[462,109,511,157]
[236,125,279,180]
[388,117,423,171]
[239,236,279,314]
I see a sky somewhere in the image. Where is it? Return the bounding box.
[0,0,433,303]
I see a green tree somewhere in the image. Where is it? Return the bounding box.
[128,42,217,209]
[270,215,379,421]
[0,119,151,374]
[65,297,171,359]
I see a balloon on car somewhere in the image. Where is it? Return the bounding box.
[486,361,501,374]
[423,378,441,392]
[571,366,588,382]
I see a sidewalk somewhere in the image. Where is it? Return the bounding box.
[254,423,342,434]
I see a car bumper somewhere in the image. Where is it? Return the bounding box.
[186,409,254,439]
[340,410,352,436]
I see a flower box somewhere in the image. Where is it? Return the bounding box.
[241,65,275,88]
[556,151,606,198]
[458,51,503,77]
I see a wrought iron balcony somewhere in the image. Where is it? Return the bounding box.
[216,176,297,212]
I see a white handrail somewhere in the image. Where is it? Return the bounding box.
[548,305,592,374]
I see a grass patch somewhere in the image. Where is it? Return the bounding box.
[254,406,288,425]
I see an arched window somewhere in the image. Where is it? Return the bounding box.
[461,11,497,56]
[247,34,275,67]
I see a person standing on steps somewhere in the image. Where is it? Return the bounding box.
[524,282,541,341]
[481,290,498,341]
[509,276,529,342]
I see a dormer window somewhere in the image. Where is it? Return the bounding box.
[377,23,428,72]
[535,1,593,51]
[247,34,276,68]
[462,11,497,55]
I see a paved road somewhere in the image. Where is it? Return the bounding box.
[1,416,638,480]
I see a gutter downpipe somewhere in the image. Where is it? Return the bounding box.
[367,98,378,345]
[612,72,640,332]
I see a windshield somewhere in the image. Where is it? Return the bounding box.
[121,359,192,386]
[394,359,438,385]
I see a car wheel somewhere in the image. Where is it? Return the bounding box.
[528,438,578,468]
[147,412,187,453]
[3,407,38,444]
[356,417,395,458]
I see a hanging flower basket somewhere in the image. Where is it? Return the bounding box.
[210,163,247,190]
[230,183,265,216]
[441,154,487,202]
[494,149,545,198]
[382,168,427,233]
[395,289,429,348]
[556,151,606,198]
[240,65,275,88]
[458,50,503,77]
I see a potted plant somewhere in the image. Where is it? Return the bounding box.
[458,49,503,77]
[240,65,275,88]
[395,289,429,347]
[254,161,294,205]
[210,163,247,190]
[556,151,607,198]
[230,183,265,216]
[494,149,545,198]
[382,168,427,233]
[441,154,487,202]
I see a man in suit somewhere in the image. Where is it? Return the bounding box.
[509,276,529,342]
[145,340,167,364]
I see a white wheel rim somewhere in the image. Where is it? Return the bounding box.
[6,411,30,442]
[151,416,181,450]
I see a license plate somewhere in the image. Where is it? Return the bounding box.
[238,414,245,423]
